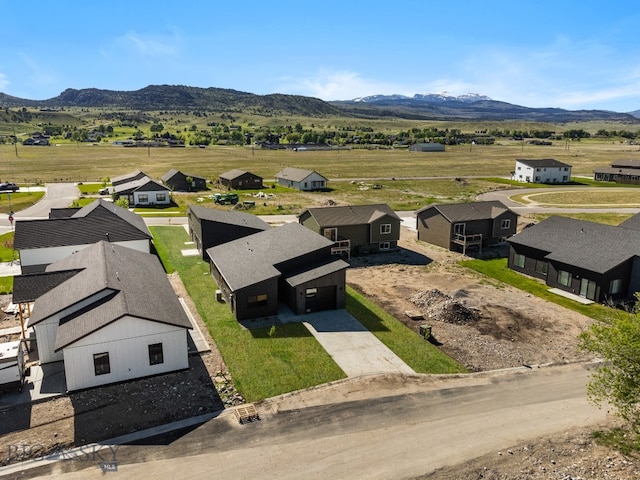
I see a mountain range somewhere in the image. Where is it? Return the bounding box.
[0,85,638,123]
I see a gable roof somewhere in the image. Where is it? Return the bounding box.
[161,169,206,182]
[189,205,270,231]
[218,169,261,181]
[508,216,640,274]
[207,222,340,290]
[49,207,81,219]
[515,158,572,168]
[14,199,151,250]
[111,169,148,186]
[114,176,170,194]
[13,269,82,303]
[275,167,327,182]
[300,203,400,227]
[611,159,640,169]
[417,201,517,223]
[26,241,191,350]
[618,213,640,231]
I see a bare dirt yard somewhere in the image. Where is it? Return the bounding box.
[1,227,639,478]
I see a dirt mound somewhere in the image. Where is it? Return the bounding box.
[409,289,480,324]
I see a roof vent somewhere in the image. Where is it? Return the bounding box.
[115,271,120,280]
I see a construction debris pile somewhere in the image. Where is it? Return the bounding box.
[408,289,480,324]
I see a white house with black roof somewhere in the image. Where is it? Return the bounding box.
[512,158,572,184]
[14,199,151,274]
[207,222,349,321]
[13,241,192,391]
[113,176,171,206]
[507,214,640,303]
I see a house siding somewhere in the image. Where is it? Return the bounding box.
[62,316,188,391]
[219,172,263,190]
[287,269,346,315]
[417,209,454,249]
[234,280,280,321]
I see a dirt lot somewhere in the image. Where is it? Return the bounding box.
[1,228,639,478]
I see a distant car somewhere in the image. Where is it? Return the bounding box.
[98,188,110,195]
[0,182,19,192]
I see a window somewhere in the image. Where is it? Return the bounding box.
[557,270,571,287]
[454,223,466,236]
[610,279,623,295]
[93,352,111,376]
[562,176,568,182]
[501,219,511,229]
[138,194,149,203]
[513,253,525,268]
[324,227,338,241]
[156,193,167,202]
[535,260,548,275]
[380,223,391,234]
[580,278,597,300]
[379,241,390,250]
[498,236,508,244]
[305,288,317,298]
[148,343,164,365]
[248,294,268,308]
[535,176,541,182]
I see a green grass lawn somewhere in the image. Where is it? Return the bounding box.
[151,225,465,401]
[459,258,614,322]
[0,191,45,215]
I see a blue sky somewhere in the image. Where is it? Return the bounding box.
[2,1,640,112]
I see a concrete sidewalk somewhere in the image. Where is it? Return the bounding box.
[0,261,20,277]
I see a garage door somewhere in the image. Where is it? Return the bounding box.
[305,286,336,313]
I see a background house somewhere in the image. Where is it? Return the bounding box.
[187,205,271,259]
[298,203,401,256]
[593,159,640,184]
[162,169,207,191]
[416,201,519,254]
[14,199,151,273]
[113,176,171,206]
[111,170,149,187]
[14,241,192,391]
[207,222,349,321]
[511,159,572,183]
[507,215,640,303]
[408,142,445,152]
[217,169,263,190]
[275,167,327,191]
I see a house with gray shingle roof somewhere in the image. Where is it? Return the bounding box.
[416,201,519,254]
[14,198,151,274]
[275,167,327,191]
[162,169,207,191]
[298,203,401,256]
[217,169,263,190]
[508,215,640,303]
[207,222,349,321]
[187,205,271,260]
[14,241,191,391]
[512,158,572,184]
[594,159,640,184]
[111,169,148,186]
[113,176,171,206]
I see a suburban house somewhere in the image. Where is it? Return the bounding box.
[12,241,192,391]
[416,201,519,254]
[113,176,171,206]
[275,167,327,191]
[111,170,149,187]
[507,215,640,304]
[207,222,349,321]
[187,205,271,260]
[408,142,445,152]
[511,159,572,184]
[217,169,263,190]
[161,169,207,191]
[14,199,151,274]
[593,159,640,184]
[298,203,401,256]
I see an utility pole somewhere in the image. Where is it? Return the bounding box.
[12,128,18,157]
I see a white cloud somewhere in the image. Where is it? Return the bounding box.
[112,30,182,57]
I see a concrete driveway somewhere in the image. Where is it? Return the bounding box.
[277,307,414,376]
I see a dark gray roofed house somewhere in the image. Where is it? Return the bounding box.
[187,205,271,259]
[207,222,349,321]
[161,169,207,191]
[416,201,519,254]
[619,212,640,231]
[408,143,445,152]
[20,241,191,391]
[508,216,640,303]
[275,167,327,191]
[512,158,572,184]
[298,203,401,256]
[113,176,171,206]
[111,169,148,186]
[217,169,263,190]
[14,198,151,273]
[594,160,640,184]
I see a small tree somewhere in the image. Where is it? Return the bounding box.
[115,197,129,209]
[579,295,640,432]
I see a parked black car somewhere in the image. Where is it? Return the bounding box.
[0,182,19,192]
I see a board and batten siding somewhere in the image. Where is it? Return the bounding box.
[62,316,188,391]
[19,239,150,271]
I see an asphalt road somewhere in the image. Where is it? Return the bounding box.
[26,363,608,480]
